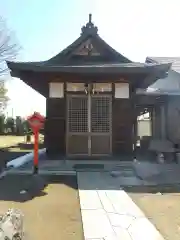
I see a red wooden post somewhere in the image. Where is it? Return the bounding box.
[33,129,39,174]
[27,112,45,174]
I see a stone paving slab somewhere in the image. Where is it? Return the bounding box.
[128,218,164,240]
[79,190,102,210]
[82,209,116,239]
[77,172,165,240]
[113,227,132,240]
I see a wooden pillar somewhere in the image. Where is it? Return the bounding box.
[151,107,155,137]
[153,105,161,138]
[160,104,166,139]
[133,112,138,158]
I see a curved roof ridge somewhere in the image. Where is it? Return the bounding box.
[146,56,180,73]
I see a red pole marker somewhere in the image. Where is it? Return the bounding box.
[33,129,39,174]
[27,112,45,174]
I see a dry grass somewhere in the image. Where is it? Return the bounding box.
[128,186,180,240]
[0,175,84,240]
[0,135,25,148]
[0,135,44,148]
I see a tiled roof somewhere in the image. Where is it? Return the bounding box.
[7,61,170,74]
[146,57,180,73]
[145,57,180,95]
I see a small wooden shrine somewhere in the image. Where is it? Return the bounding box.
[7,14,171,159]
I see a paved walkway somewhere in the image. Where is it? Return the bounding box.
[77,172,165,240]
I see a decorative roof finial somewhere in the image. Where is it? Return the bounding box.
[81,14,98,35]
[89,13,92,23]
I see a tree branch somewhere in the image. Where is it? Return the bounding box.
[0,16,20,76]
[0,16,19,113]
[0,67,9,75]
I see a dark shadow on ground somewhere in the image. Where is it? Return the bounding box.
[135,147,157,163]
[77,181,180,193]
[18,142,44,150]
[122,184,180,194]
[0,147,30,171]
[76,169,180,193]
[0,174,78,202]
[78,175,180,193]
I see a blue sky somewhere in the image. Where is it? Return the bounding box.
[1,0,180,117]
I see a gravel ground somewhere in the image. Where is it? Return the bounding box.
[126,185,180,240]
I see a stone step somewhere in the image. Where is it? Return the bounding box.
[6,169,76,175]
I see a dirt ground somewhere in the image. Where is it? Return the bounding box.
[0,136,25,148]
[127,185,180,240]
[0,174,83,240]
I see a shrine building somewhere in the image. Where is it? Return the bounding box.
[7,14,171,159]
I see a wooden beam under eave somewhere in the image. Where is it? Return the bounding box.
[139,70,169,89]
[8,70,47,96]
[19,71,49,97]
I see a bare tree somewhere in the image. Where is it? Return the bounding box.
[0,81,9,114]
[0,16,20,114]
[0,16,20,76]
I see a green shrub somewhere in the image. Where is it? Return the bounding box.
[5,117,15,133]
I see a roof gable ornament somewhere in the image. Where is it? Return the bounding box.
[81,14,98,35]
[73,39,100,56]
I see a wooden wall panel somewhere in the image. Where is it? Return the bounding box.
[112,99,133,155]
[45,98,66,156]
